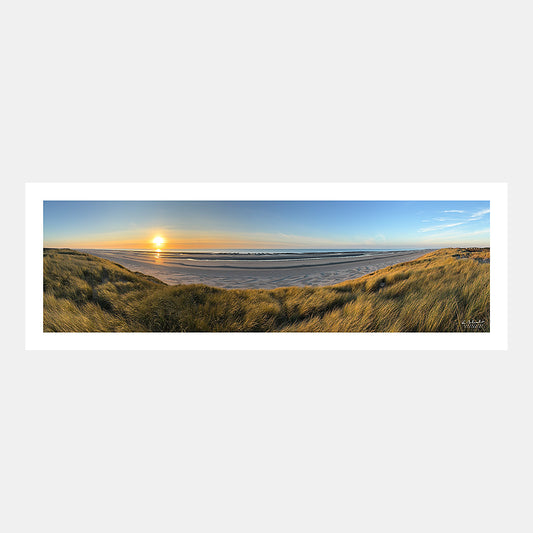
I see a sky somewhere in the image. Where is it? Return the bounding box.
[43,200,490,250]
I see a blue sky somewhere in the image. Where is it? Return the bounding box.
[43,200,490,249]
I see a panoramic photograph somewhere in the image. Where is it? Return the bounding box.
[43,200,490,333]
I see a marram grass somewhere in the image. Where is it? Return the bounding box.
[43,248,489,333]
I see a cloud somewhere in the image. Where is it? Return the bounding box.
[433,228,489,239]
[419,222,464,233]
[420,206,490,233]
[470,208,490,220]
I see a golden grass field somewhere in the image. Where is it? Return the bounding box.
[43,248,490,332]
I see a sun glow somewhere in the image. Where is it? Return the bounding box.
[152,236,164,246]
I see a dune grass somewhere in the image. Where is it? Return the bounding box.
[43,247,490,332]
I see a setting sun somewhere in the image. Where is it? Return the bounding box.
[152,236,164,245]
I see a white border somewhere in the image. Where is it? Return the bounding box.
[26,182,508,350]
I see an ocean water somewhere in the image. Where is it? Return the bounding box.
[81,247,424,254]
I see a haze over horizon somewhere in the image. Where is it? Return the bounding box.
[44,200,490,250]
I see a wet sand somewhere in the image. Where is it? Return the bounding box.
[79,249,431,289]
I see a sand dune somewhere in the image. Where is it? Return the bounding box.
[78,249,431,289]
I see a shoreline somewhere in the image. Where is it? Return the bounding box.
[75,248,432,289]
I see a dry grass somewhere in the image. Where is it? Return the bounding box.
[43,248,163,331]
[44,247,489,332]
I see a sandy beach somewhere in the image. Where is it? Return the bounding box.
[78,249,431,289]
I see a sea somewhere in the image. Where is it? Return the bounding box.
[80,247,425,254]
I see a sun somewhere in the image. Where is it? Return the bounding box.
[152,236,164,246]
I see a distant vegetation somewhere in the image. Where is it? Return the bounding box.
[43,248,490,332]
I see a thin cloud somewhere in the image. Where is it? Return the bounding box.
[470,208,490,220]
[430,228,490,239]
[420,206,490,233]
[419,222,464,233]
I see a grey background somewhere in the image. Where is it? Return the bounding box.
[2,1,531,532]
